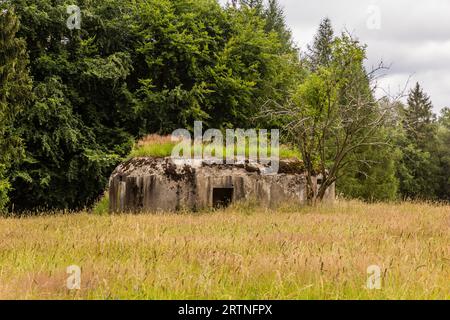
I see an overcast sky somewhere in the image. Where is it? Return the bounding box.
[283,0,450,113]
[222,0,450,113]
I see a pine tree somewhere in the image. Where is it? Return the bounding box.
[0,7,32,210]
[308,18,334,70]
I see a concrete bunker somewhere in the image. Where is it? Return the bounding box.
[108,157,335,213]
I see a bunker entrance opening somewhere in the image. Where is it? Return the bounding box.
[213,188,234,208]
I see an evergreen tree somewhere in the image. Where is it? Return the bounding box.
[0,7,32,211]
[263,0,293,52]
[397,83,440,200]
[308,17,334,69]
[436,108,450,200]
[403,82,437,148]
[10,77,120,211]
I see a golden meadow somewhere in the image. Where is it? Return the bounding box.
[0,201,448,299]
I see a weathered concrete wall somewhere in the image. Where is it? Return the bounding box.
[109,158,335,213]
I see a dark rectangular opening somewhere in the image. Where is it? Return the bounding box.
[213,188,234,208]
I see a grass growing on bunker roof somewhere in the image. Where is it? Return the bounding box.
[128,134,302,160]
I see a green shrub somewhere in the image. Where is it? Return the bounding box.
[92,193,110,215]
[0,178,11,213]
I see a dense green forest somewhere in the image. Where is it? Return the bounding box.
[0,0,449,212]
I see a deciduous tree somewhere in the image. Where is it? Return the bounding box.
[263,33,390,204]
[0,7,32,211]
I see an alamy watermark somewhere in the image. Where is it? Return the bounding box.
[66,5,81,30]
[66,265,81,290]
[170,121,280,175]
[366,4,381,30]
[366,265,382,290]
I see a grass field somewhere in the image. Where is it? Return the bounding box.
[0,201,448,300]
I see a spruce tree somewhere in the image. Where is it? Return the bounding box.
[403,82,436,148]
[397,83,440,199]
[0,7,32,210]
[263,0,293,52]
[308,17,334,69]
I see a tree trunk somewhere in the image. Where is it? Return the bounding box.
[306,177,317,205]
[317,178,335,202]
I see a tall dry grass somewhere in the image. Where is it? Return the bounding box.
[136,134,175,148]
[0,201,448,300]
